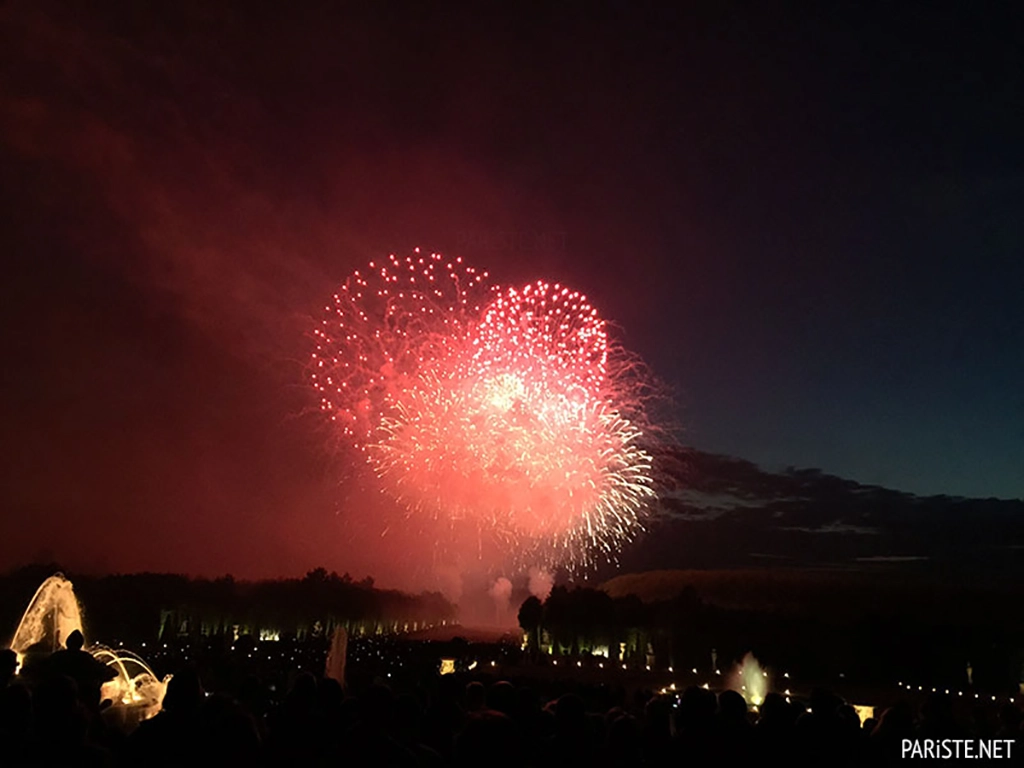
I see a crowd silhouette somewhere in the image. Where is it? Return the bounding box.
[1,635,1021,767]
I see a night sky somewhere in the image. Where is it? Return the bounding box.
[1,2,1021,583]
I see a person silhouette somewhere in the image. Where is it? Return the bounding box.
[46,629,117,708]
[0,649,17,687]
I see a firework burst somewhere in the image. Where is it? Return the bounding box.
[311,249,657,571]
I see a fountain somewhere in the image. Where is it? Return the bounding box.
[8,574,169,723]
[728,651,769,707]
[92,646,169,724]
[10,574,83,659]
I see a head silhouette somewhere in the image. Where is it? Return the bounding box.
[0,648,17,682]
[65,630,84,652]
[162,665,204,715]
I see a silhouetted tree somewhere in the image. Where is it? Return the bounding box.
[518,596,543,656]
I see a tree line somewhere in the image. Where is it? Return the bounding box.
[1,564,455,645]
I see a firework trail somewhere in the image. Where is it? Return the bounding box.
[311,249,656,572]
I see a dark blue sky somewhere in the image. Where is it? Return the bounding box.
[0,1,1020,578]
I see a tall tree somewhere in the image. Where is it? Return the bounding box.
[517,596,543,656]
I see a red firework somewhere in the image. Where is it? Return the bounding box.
[311,250,655,570]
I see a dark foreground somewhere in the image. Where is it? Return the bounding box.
[1,641,1022,768]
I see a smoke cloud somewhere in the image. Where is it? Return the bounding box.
[528,567,553,601]
[488,576,513,621]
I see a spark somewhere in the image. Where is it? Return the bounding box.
[311,251,657,571]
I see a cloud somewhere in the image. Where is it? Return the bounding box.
[527,567,553,601]
[0,2,550,369]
